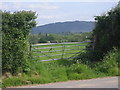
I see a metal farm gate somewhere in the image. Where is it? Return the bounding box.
[31,41,92,62]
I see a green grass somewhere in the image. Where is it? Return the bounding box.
[32,45,85,52]
[32,43,87,61]
[2,58,108,88]
[32,42,87,48]
[93,47,119,76]
[2,46,119,88]
[2,60,96,88]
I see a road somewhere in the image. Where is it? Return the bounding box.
[13,77,118,88]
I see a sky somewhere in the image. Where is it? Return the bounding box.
[1,0,119,26]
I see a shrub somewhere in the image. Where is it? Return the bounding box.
[94,48,119,76]
[2,11,37,74]
[66,63,96,80]
[90,4,120,61]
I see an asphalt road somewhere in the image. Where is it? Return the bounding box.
[14,77,118,88]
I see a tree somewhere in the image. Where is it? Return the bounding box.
[90,2,120,61]
[2,11,37,74]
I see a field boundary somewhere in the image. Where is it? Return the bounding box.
[31,41,92,46]
[32,41,92,62]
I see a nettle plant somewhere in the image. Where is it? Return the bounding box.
[2,11,37,75]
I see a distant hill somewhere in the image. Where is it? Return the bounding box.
[31,21,95,34]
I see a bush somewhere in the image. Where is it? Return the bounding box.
[38,38,47,43]
[94,48,119,76]
[2,11,37,74]
[66,63,96,80]
[90,4,120,61]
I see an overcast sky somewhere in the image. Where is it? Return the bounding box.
[1,0,119,26]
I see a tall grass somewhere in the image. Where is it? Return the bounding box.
[2,60,96,87]
[94,48,119,76]
[2,48,119,88]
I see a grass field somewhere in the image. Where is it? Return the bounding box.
[31,42,88,61]
[3,44,119,88]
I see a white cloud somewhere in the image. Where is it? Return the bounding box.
[39,15,59,19]
[1,1,118,26]
[1,2,59,11]
[0,2,2,9]
[2,0,119,2]
[28,4,59,9]
[1,2,60,26]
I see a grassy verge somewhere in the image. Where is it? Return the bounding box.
[93,48,119,76]
[2,48,119,88]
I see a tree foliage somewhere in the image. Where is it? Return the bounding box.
[30,32,92,44]
[91,2,120,61]
[2,11,37,74]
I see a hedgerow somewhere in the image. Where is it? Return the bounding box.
[2,11,37,74]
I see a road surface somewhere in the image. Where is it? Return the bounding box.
[13,77,118,88]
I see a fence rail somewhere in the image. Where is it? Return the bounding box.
[32,41,92,46]
[33,52,81,58]
[32,41,92,62]
[33,48,86,53]
[32,44,87,50]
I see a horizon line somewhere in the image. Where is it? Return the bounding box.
[36,20,95,26]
